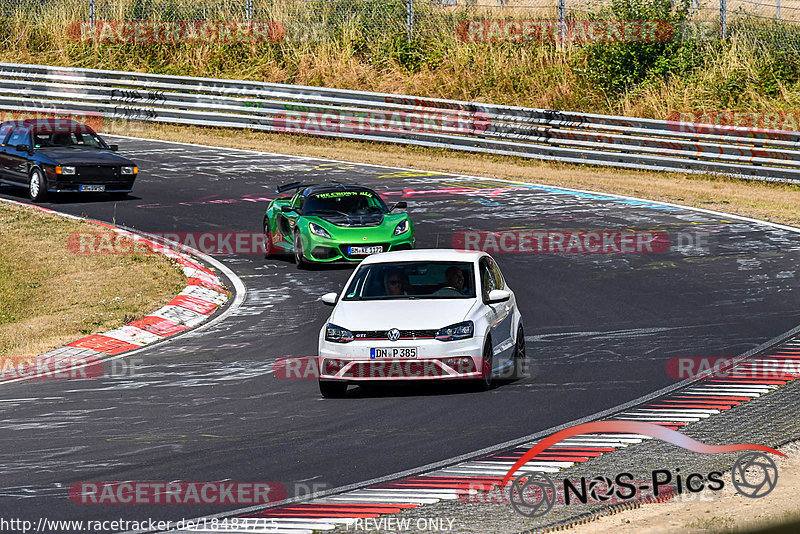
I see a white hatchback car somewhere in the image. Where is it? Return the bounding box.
[317,249,525,397]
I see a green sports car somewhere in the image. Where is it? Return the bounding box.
[263,182,415,267]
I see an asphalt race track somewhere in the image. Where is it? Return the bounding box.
[1,136,799,529]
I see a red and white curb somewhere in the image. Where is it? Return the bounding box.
[0,198,239,383]
[156,334,800,534]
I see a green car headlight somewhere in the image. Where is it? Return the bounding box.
[393,219,410,236]
[309,222,332,239]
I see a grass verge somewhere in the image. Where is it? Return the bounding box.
[0,201,186,364]
[107,120,800,228]
[2,0,800,118]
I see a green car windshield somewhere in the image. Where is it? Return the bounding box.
[303,190,388,216]
[344,261,476,300]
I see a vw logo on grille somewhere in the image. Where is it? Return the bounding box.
[387,328,401,342]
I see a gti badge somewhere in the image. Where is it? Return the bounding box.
[387,328,400,342]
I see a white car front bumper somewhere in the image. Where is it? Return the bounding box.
[318,336,487,381]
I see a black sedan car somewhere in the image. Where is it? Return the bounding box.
[0,118,138,201]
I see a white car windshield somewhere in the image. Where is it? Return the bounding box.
[343,261,476,300]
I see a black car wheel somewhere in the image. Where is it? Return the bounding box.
[476,341,494,391]
[28,168,47,202]
[294,232,310,269]
[513,325,526,379]
[319,380,347,398]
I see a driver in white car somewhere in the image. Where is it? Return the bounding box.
[435,266,472,296]
[384,269,411,296]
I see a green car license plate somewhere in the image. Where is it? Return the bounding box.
[348,245,383,256]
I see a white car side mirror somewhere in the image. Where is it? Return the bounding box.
[486,289,511,304]
[321,292,338,306]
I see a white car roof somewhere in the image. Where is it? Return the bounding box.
[360,248,488,265]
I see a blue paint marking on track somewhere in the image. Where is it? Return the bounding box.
[517,184,681,210]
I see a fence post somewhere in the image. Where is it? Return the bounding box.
[246,0,253,20]
[558,0,566,47]
[777,0,781,21]
[89,0,96,23]
[406,0,414,41]
[720,0,726,38]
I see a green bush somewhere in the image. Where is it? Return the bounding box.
[578,0,703,97]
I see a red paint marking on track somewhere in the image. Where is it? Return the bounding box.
[723,374,798,380]
[542,446,618,452]
[127,315,190,337]
[609,420,687,427]
[489,452,602,459]
[168,295,218,315]
[187,277,226,293]
[661,399,741,405]
[378,482,495,490]
[172,256,215,274]
[647,404,731,410]
[403,482,503,484]
[708,379,787,385]
[252,511,383,518]
[674,395,752,401]
[67,334,138,355]
[484,455,591,462]
[278,505,413,512]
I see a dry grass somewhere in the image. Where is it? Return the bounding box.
[0,202,186,364]
[3,1,799,118]
[107,120,800,227]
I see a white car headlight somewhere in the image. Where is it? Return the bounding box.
[435,321,474,341]
[325,323,354,343]
[393,219,410,236]
[310,222,332,239]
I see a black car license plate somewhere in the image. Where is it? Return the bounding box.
[79,184,106,192]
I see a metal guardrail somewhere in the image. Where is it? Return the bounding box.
[1,62,799,183]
